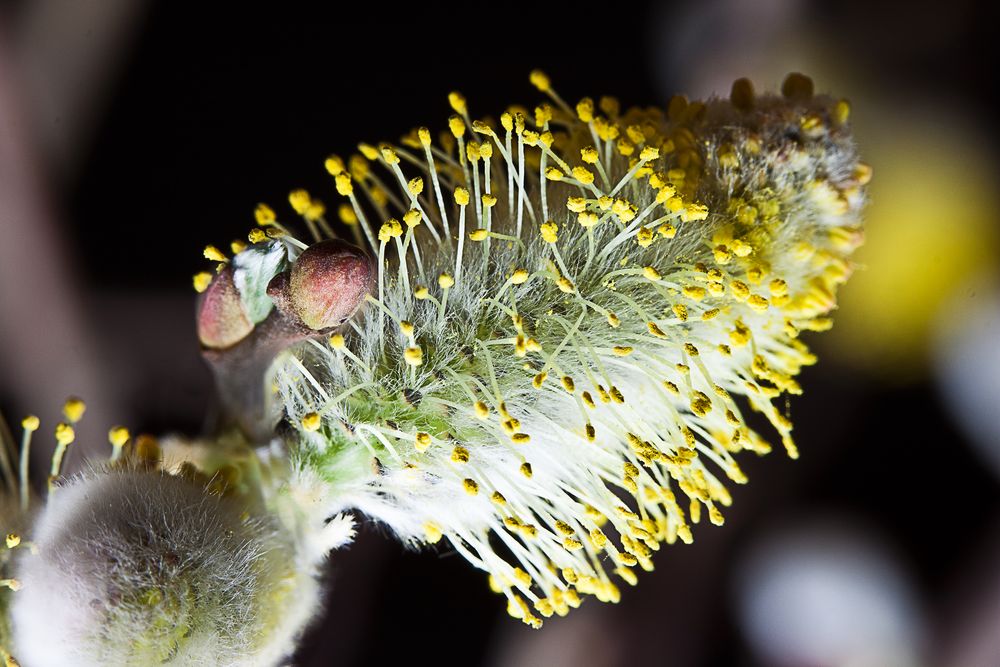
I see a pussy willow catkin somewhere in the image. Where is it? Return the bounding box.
[1,72,867,665]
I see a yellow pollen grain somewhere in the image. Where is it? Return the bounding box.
[193,272,213,293]
[301,412,321,432]
[404,346,424,366]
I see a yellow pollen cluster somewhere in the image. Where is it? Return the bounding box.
[263,71,867,629]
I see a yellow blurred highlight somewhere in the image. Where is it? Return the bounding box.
[832,118,1000,380]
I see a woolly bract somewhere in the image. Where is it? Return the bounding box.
[10,467,320,666]
[256,73,868,627]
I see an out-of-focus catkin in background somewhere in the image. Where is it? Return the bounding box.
[0,2,997,665]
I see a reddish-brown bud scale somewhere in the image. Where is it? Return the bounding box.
[197,268,253,349]
[201,240,373,440]
[274,240,373,331]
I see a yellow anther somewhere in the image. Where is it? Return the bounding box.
[561,376,576,393]
[406,177,424,197]
[301,412,321,432]
[423,523,443,544]
[479,141,494,159]
[304,200,325,222]
[581,391,596,409]
[578,211,600,228]
[567,197,588,213]
[663,380,679,394]
[511,268,529,284]
[557,277,575,293]
[469,229,489,242]
[532,372,548,389]
[585,423,596,441]
[452,189,471,209]
[597,195,613,210]
[203,245,227,262]
[701,308,720,321]
[684,202,709,221]
[288,189,311,214]
[540,221,559,243]
[413,126,432,147]
[193,272,213,293]
[357,143,379,160]
[512,433,531,444]
[639,145,660,161]
[529,69,551,92]
[590,528,608,549]
[413,286,429,300]
[730,320,751,346]
[613,346,634,356]
[21,415,39,432]
[610,386,625,403]
[607,312,621,328]
[657,223,676,239]
[747,294,769,312]
[520,462,533,478]
[379,145,400,164]
[544,167,564,181]
[500,112,514,132]
[691,392,713,417]
[482,193,497,208]
[730,280,750,300]
[647,322,667,338]
[404,346,424,366]
[718,145,740,168]
[451,445,470,463]
[398,321,415,337]
[643,266,662,281]
[438,273,455,289]
[474,401,490,418]
[854,163,873,185]
[55,422,75,446]
[248,228,268,244]
[448,90,467,115]
[572,166,595,184]
[580,146,599,164]
[254,203,277,225]
[108,426,130,448]
[713,245,732,264]
[449,115,466,138]
[636,227,654,248]
[462,478,479,495]
[6,533,20,549]
[378,219,403,243]
[230,239,248,255]
[329,173,352,199]
[736,204,758,225]
[403,209,422,228]
[466,141,481,162]
[683,285,707,301]
[576,97,595,122]
[329,333,345,349]
[414,432,432,452]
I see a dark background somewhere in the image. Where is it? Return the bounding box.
[2,2,999,665]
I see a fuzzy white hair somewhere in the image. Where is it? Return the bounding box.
[11,467,321,666]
